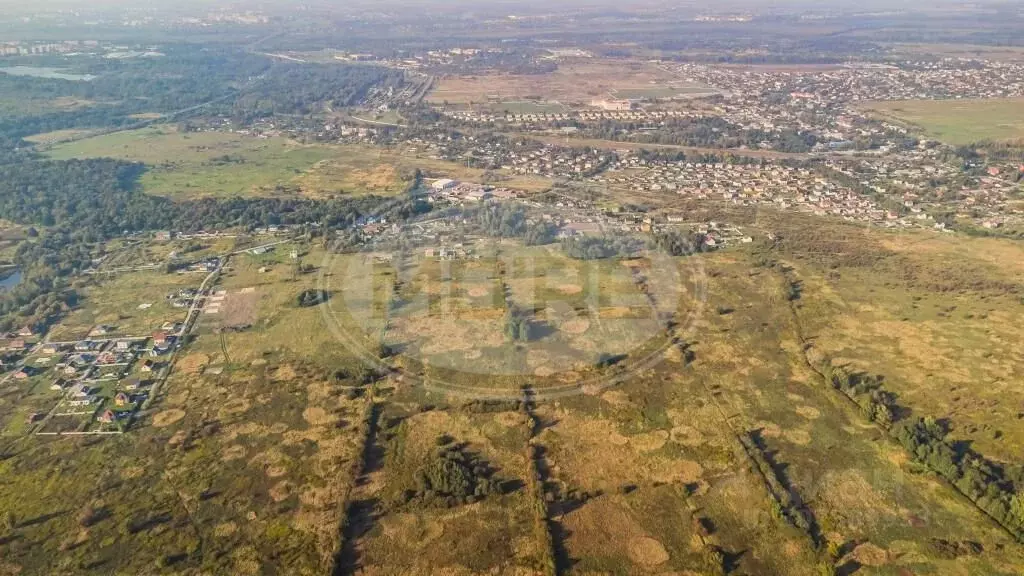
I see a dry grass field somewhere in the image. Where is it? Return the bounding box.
[3,219,1024,575]
[427,59,714,105]
[784,230,1024,465]
[47,126,553,199]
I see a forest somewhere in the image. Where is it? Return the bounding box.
[0,156,430,332]
[0,49,403,152]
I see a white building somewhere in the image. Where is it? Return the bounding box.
[431,178,457,192]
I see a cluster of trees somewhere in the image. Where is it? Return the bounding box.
[572,117,819,153]
[821,361,1024,541]
[892,416,1024,540]
[0,47,271,148]
[635,147,773,167]
[0,156,431,331]
[560,236,642,260]
[404,440,505,508]
[467,203,557,245]
[224,63,405,121]
[741,432,820,546]
[824,366,898,427]
[503,308,535,342]
[0,226,96,333]
[0,48,404,158]
[651,230,711,256]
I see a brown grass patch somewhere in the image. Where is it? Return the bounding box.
[214,522,238,537]
[670,425,706,447]
[795,405,821,420]
[601,390,631,406]
[269,480,295,502]
[152,409,186,428]
[220,397,252,416]
[628,536,670,566]
[303,406,332,426]
[558,284,583,295]
[223,444,247,461]
[754,421,782,438]
[271,364,298,381]
[494,411,528,428]
[541,410,704,491]
[631,430,669,453]
[120,465,145,480]
[560,319,590,335]
[561,496,668,569]
[851,543,889,567]
[783,429,812,445]
[177,353,210,376]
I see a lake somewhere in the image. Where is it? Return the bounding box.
[0,66,96,81]
[0,269,22,291]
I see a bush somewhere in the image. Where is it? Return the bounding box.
[296,289,329,307]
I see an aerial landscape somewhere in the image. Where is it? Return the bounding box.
[0,0,1023,574]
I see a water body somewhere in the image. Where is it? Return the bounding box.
[0,269,22,291]
[0,66,96,81]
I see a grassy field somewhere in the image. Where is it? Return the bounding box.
[689,247,1021,575]
[0,240,379,575]
[428,59,715,105]
[47,126,341,199]
[861,98,1024,145]
[4,219,1024,574]
[0,95,99,117]
[482,101,572,114]
[45,126,553,199]
[779,226,1024,465]
[23,129,98,145]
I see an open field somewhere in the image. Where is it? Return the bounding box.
[520,133,811,160]
[23,129,99,145]
[3,223,1024,574]
[47,269,201,341]
[47,126,339,199]
[686,247,1022,575]
[885,43,1024,63]
[428,59,715,105]
[478,100,572,115]
[0,240,380,574]
[778,226,1024,465]
[344,407,548,575]
[46,126,554,199]
[0,95,100,117]
[860,98,1024,145]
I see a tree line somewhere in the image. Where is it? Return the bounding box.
[821,361,1024,541]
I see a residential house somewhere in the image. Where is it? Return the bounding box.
[70,383,92,398]
[74,340,94,352]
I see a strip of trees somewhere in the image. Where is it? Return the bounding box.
[821,360,1024,541]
